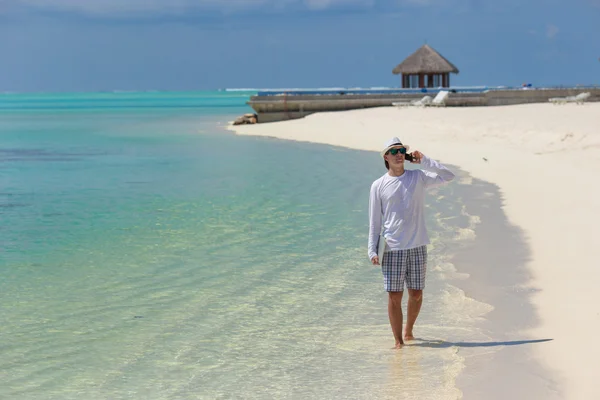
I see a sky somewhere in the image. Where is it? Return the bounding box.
[0,0,598,92]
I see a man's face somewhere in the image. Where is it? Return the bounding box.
[384,146,406,167]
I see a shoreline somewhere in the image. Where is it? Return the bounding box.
[228,103,600,399]
[408,160,553,398]
[447,171,559,399]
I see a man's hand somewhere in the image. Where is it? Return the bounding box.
[371,256,380,266]
[409,150,424,164]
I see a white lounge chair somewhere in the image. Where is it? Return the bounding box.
[424,90,449,107]
[393,90,449,108]
[549,92,591,105]
[393,95,432,107]
[412,96,433,106]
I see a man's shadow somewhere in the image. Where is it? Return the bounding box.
[408,338,552,348]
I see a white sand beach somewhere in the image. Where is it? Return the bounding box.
[230,103,600,399]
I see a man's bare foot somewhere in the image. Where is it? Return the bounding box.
[394,341,404,349]
[404,332,415,341]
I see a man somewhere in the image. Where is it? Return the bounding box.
[368,137,455,349]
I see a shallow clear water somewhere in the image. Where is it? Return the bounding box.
[0,92,491,399]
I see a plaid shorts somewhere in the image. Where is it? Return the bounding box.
[381,245,427,292]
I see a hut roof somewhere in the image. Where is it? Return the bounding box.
[392,44,459,75]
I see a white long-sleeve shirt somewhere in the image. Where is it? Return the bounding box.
[368,155,455,260]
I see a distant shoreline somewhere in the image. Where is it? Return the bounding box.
[242,86,600,123]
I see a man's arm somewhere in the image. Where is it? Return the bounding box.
[413,153,455,188]
[368,180,382,263]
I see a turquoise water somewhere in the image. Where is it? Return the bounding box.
[1,92,491,399]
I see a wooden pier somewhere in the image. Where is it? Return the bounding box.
[245,87,600,123]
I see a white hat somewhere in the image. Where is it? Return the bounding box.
[380,137,409,158]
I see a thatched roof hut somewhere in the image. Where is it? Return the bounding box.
[392,44,459,88]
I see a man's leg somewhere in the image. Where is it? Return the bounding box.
[404,245,427,341]
[388,291,404,348]
[404,289,422,340]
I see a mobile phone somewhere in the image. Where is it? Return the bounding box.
[405,153,414,162]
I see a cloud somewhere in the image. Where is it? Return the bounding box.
[7,0,375,17]
[13,0,267,16]
[399,0,435,5]
[546,23,559,39]
[304,0,374,10]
